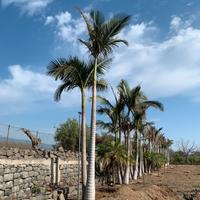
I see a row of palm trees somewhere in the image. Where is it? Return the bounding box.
[47,8,172,200]
[96,80,172,184]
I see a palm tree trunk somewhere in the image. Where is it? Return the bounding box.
[118,117,123,184]
[139,133,143,177]
[124,119,130,184]
[85,59,97,200]
[119,116,122,143]
[81,89,87,199]
[134,121,139,180]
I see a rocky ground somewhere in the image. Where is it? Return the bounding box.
[96,165,200,200]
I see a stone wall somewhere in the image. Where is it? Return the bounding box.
[60,164,79,198]
[0,147,80,200]
[0,146,78,161]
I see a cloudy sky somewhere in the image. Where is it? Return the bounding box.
[0,0,200,147]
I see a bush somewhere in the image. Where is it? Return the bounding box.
[170,151,200,165]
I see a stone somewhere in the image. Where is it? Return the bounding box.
[22,172,29,178]
[14,173,20,179]
[58,147,64,152]
[4,188,12,196]
[4,168,11,174]
[0,190,4,196]
[12,185,20,193]
[5,181,13,188]
[28,171,35,177]
[18,190,26,198]
[10,168,16,173]
[14,178,23,185]
[4,174,13,182]
[13,148,19,154]
[0,175,3,183]
[0,182,4,190]
[26,166,32,171]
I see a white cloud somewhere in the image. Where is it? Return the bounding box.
[45,16,54,25]
[1,0,53,15]
[45,11,88,57]
[170,16,182,31]
[0,65,80,115]
[55,11,72,26]
[45,12,200,101]
[106,19,200,100]
[45,11,86,43]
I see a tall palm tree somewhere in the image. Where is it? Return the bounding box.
[47,57,108,198]
[117,80,164,181]
[117,80,141,184]
[79,9,130,199]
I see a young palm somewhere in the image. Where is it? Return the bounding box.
[79,9,130,199]
[47,57,108,198]
[97,87,124,141]
[135,100,164,178]
[133,94,164,180]
[96,141,127,185]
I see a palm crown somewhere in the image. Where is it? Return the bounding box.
[47,56,108,100]
[79,10,131,58]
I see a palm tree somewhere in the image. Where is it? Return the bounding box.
[97,87,124,142]
[117,80,164,181]
[144,125,163,173]
[117,80,141,184]
[97,89,125,184]
[79,9,130,199]
[136,101,164,178]
[96,141,127,185]
[47,57,108,198]
[133,98,164,180]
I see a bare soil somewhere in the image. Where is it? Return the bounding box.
[96,165,200,200]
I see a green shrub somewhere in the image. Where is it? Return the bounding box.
[31,184,41,194]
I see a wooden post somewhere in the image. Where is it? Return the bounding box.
[51,158,55,184]
[6,125,10,143]
[55,157,60,185]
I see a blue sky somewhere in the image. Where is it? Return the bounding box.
[0,0,200,147]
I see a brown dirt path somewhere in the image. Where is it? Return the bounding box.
[96,165,200,200]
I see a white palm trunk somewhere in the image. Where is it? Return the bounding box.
[124,120,130,184]
[134,128,139,180]
[81,90,87,198]
[85,60,97,200]
[139,133,144,177]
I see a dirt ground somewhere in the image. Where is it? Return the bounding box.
[96,165,200,200]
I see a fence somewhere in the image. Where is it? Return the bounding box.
[0,123,55,149]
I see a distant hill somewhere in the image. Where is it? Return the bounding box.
[0,135,53,150]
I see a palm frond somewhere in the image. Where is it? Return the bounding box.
[96,96,113,109]
[77,8,93,36]
[96,78,108,91]
[143,100,164,111]
[103,14,131,41]
[54,81,76,101]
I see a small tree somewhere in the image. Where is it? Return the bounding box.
[177,139,196,164]
[55,118,79,151]
[55,118,83,151]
